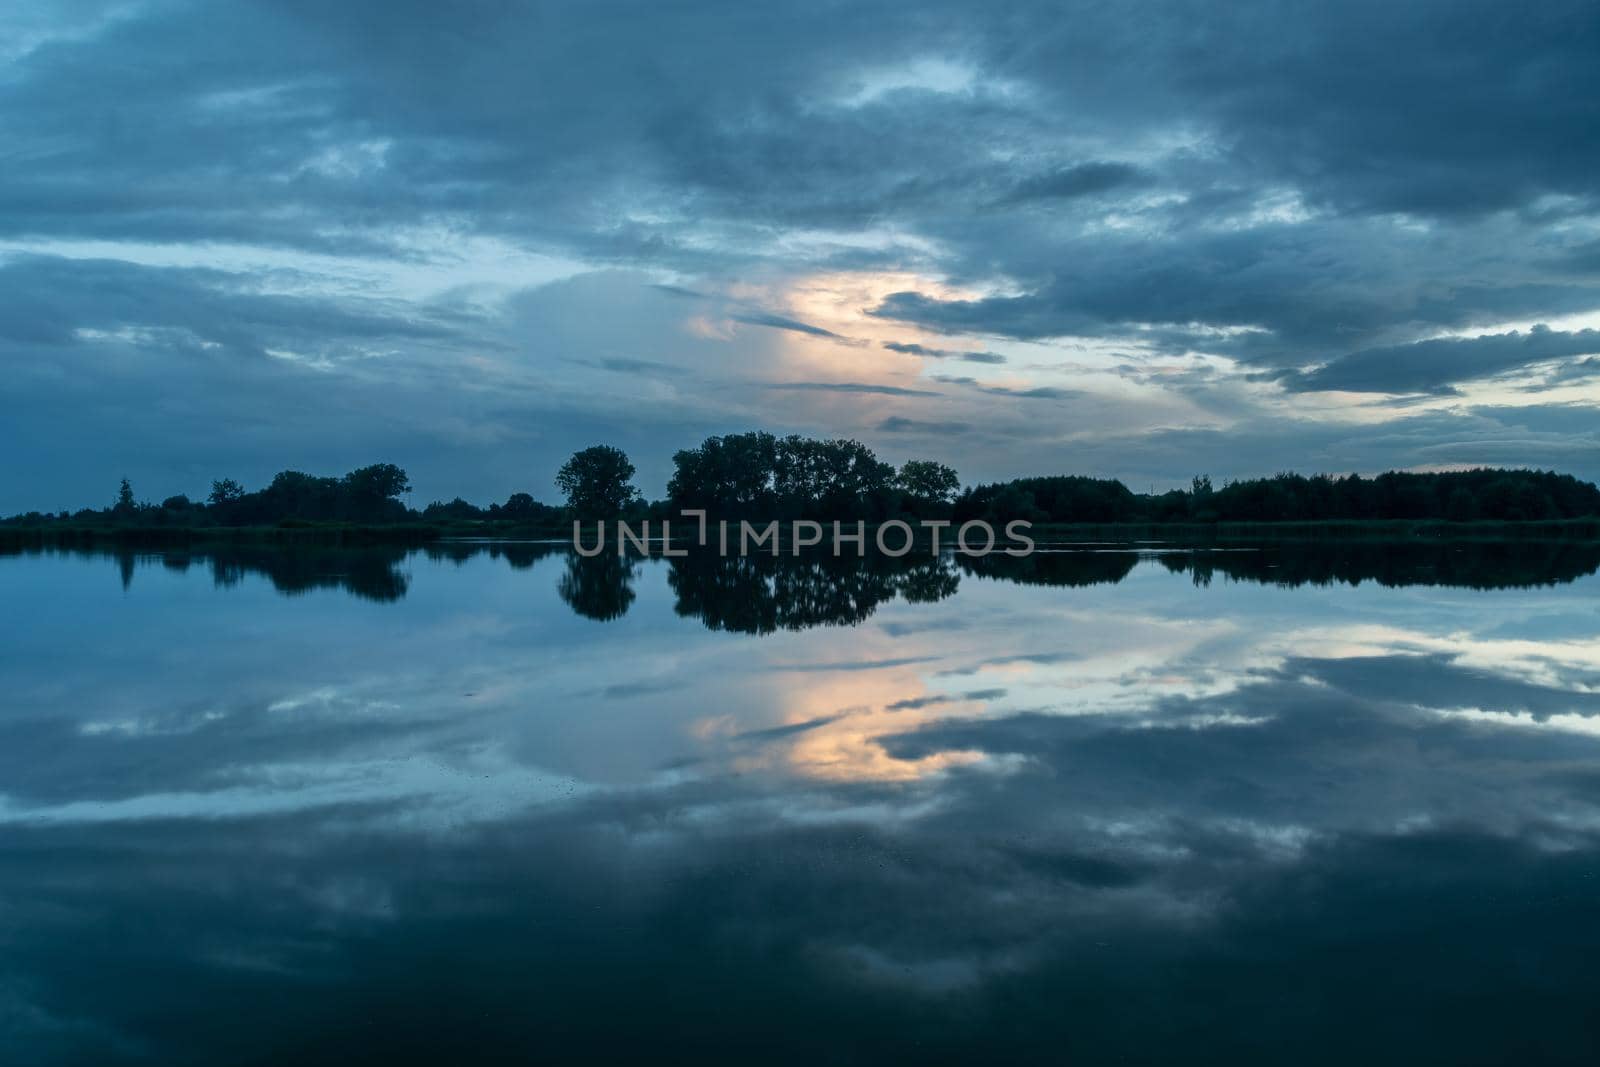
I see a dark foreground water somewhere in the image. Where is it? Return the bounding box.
[3,540,1600,1065]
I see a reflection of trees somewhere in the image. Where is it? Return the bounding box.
[898,558,962,603]
[206,547,413,601]
[957,550,1140,587]
[485,542,564,571]
[19,542,571,604]
[558,553,638,621]
[93,541,573,603]
[424,541,563,571]
[1158,540,1600,589]
[667,552,961,634]
[12,537,1598,616]
[15,546,414,602]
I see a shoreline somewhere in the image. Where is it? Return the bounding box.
[4,516,1599,551]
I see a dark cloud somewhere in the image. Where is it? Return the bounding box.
[883,341,1006,364]
[772,655,941,673]
[885,688,1006,711]
[730,713,847,743]
[877,416,972,435]
[768,381,941,397]
[0,254,472,357]
[870,221,1600,371]
[732,312,847,339]
[598,679,689,699]
[650,283,711,299]
[930,375,1081,401]
[937,652,1081,676]
[1549,356,1600,384]
[998,161,1147,205]
[1287,326,1600,394]
[9,0,1590,254]
[590,356,686,376]
[994,385,1077,400]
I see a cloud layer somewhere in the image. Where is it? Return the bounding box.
[2,0,1598,507]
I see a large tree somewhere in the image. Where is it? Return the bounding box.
[773,436,896,518]
[668,431,779,515]
[896,460,961,506]
[208,478,245,506]
[342,463,412,519]
[556,445,639,519]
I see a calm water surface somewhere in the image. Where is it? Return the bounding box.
[3,541,1600,1064]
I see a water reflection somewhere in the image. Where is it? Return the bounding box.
[559,552,640,621]
[667,551,962,633]
[1159,538,1600,589]
[2,542,1600,1062]
[9,535,1599,623]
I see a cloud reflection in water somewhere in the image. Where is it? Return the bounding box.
[2,542,1600,1063]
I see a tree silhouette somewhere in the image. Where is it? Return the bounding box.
[501,492,538,519]
[342,463,412,522]
[897,460,960,507]
[208,479,244,506]
[556,445,639,519]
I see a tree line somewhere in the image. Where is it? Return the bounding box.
[5,434,1599,530]
[952,468,1600,524]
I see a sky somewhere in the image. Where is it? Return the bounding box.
[1,0,1598,512]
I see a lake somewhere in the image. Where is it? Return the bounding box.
[3,540,1600,1064]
